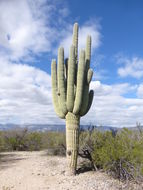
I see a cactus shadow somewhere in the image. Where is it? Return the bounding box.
[77,161,94,174]
[76,166,93,174]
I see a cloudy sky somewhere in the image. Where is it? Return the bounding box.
[0,0,143,127]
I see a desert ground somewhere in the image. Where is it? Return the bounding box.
[0,151,142,190]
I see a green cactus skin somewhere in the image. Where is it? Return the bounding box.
[67,46,75,112]
[51,23,94,175]
[80,35,93,116]
[72,23,78,65]
[73,50,86,114]
[51,60,65,119]
[66,112,79,175]
[57,47,68,115]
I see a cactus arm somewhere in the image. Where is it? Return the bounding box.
[72,23,78,89]
[80,68,93,117]
[73,50,86,114]
[80,35,92,116]
[51,60,65,118]
[80,90,94,116]
[72,23,78,64]
[79,85,89,116]
[85,35,91,65]
[57,47,68,115]
[88,90,94,111]
[87,69,93,84]
[65,58,68,79]
[67,46,75,112]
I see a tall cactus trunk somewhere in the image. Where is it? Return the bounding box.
[66,112,79,175]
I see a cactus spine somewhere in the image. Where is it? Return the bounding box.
[51,23,94,175]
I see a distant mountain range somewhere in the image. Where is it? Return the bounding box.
[0,123,142,132]
[0,123,117,131]
[0,123,120,131]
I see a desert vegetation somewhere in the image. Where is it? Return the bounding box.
[0,128,65,153]
[79,126,143,182]
[0,126,143,184]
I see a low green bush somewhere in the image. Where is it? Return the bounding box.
[79,127,143,181]
[0,128,66,154]
[0,131,5,151]
[26,132,42,151]
[3,128,28,151]
[41,132,66,156]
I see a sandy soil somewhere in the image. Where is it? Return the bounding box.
[0,151,142,190]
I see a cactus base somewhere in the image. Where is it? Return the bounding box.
[66,112,80,175]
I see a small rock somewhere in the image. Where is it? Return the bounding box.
[61,170,65,174]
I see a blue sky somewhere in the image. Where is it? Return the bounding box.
[0,0,143,127]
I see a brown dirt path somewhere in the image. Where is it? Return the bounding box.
[0,151,142,190]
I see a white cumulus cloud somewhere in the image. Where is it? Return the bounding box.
[0,0,71,61]
[82,81,143,127]
[117,56,143,79]
[0,57,63,124]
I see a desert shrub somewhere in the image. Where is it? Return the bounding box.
[79,127,143,181]
[3,128,28,151]
[79,126,97,170]
[26,132,42,151]
[41,132,66,156]
[107,128,143,181]
[3,128,43,151]
[1,128,66,154]
[0,131,5,151]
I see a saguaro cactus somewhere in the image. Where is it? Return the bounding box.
[51,23,94,175]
